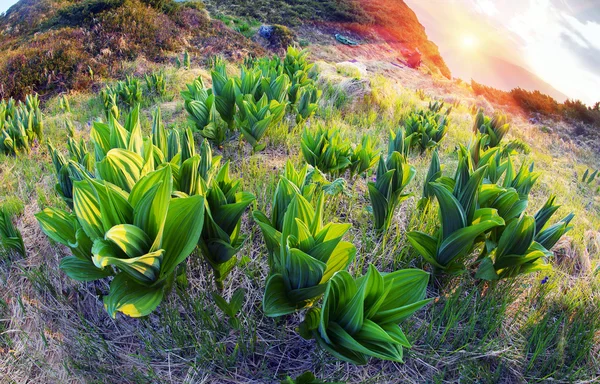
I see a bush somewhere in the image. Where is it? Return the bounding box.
[510,87,561,116]
[50,0,125,27]
[563,99,600,126]
[267,24,295,51]
[0,29,94,100]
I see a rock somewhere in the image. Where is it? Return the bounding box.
[258,25,273,39]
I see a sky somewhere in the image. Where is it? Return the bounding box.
[404,0,600,105]
[0,0,16,14]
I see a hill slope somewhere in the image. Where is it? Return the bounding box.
[0,0,453,100]
[0,0,264,100]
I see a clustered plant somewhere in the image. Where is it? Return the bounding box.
[401,101,451,153]
[181,47,320,149]
[409,122,573,280]
[0,94,44,156]
[368,129,416,232]
[300,266,431,365]
[0,206,25,257]
[145,71,167,98]
[37,167,205,318]
[300,124,382,180]
[300,125,352,177]
[472,108,510,149]
[259,190,356,316]
[101,73,167,117]
[37,103,255,317]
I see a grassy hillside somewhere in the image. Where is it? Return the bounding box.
[0,46,599,384]
[0,0,453,102]
[0,0,264,100]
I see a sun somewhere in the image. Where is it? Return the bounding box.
[461,35,478,49]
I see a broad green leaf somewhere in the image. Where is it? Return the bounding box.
[73,180,104,240]
[105,224,152,258]
[59,256,112,282]
[160,194,205,277]
[103,274,164,318]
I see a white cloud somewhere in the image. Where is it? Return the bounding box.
[475,0,498,16]
[506,0,600,104]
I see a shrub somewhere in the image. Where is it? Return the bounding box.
[0,29,93,100]
[563,99,600,126]
[511,87,560,117]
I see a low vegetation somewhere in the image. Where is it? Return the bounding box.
[472,79,600,129]
[0,41,599,384]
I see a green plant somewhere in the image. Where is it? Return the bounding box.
[581,168,598,184]
[503,159,540,199]
[198,162,256,290]
[48,141,92,208]
[237,94,286,151]
[388,126,415,158]
[533,195,574,250]
[145,72,166,97]
[368,152,416,232]
[211,68,238,130]
[181,77,225,146]
[300,125,352,176]
[0,206,25,257]
[473,109,510,149]
[212,287,245,328]
[469,135,510,184]
[349,135,380,178]
[418,150,446,208]
[36,166,205,318]
[283,46,315,83]
[100,86,120,120]
[59,94,71,113]
[295,84,320,124]
[0,94,44,156]
[401,104,451,153]
[261,73,291,104]
[281,371,330,384]
[91,107,155,192]
[184,50,191,69]
[115,75,143,108]
[262,192,356,317]
[253,161,317,267]
[475,215,552,280]
[408,151,505,273]
[299,265,431,365]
